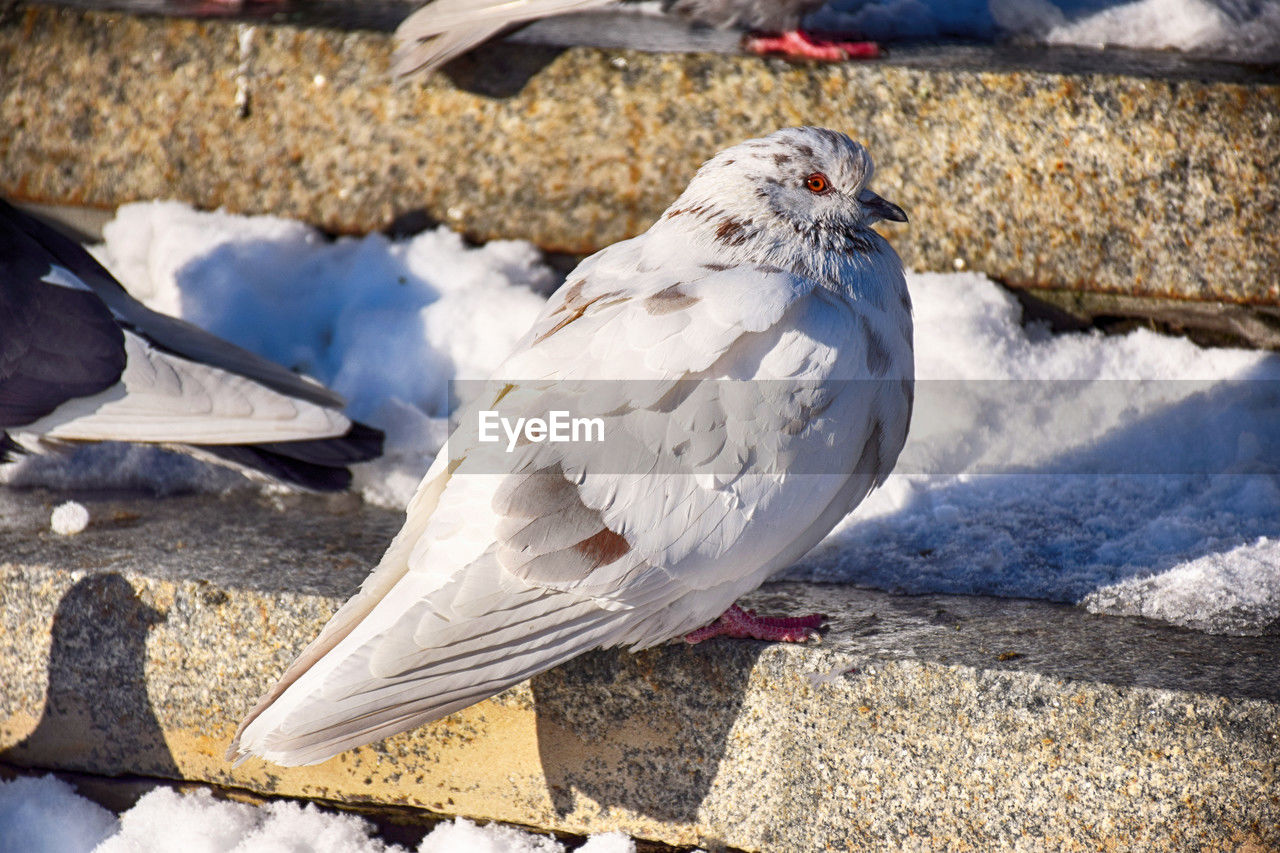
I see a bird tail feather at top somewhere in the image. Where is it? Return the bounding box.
[393,26,508,78]
[229,549,623,766]
[392,0,614,77]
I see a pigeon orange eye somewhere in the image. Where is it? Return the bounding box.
[805,173,831,194]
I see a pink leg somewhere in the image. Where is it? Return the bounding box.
[743,30,882,62]
[685,604,826,644]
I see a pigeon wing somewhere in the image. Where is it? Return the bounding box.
[20,331,353,445]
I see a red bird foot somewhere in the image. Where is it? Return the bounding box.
[744,30,881,62]
[685,604,827,644]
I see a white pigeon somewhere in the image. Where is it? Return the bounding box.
[231,126,913,765]
[393,0,880,78]
[0,200,383,491]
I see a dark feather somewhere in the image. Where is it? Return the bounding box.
[234,421,386,468]
[0,434,25,463]
[0,246,125,425]
[195,444,355,492]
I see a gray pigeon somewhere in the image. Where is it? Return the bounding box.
[0,200,383,492]
[394,0,879,78]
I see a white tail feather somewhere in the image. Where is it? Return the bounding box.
[392,0,614,77]
[231,551,627,766]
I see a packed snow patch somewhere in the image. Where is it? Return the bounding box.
[0,775,117,853]
[784,272,1280,635]
[417,817,564,853]
[1082,536,1280,634]
[418,817,633,853]
[96,786,396,853]
[1041,0,1280,57]
[50,501,90,535]
[0,777,637,853]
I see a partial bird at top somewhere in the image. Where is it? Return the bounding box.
[393,0,880,78]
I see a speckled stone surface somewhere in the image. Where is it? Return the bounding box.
[1,487,1276,851]
[1,3,1278,307]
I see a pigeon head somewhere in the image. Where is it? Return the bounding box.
[653,127,907,284]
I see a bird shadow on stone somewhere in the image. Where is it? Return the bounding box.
[2,573,180,779]
[437,42,567,98]
[531,639,762,826]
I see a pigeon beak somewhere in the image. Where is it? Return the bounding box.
[860,190,908,224]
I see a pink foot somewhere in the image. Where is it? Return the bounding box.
[684,604,826,644]
[743,30,881,62]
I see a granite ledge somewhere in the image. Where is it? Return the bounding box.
[1,3,1277,308]
[0,487,1277,851]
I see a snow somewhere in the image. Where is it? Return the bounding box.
[50,501,90,535]
[96,787,397,853]
[3,201,1278,636]
[1040,0,1280,56]
[1081,537,1280,634]
[417,817,632,853]
[5,443,244,497]
[811,0,1280,60]
[0,777,636,853]
[783,272,1280,635]
[0,775,117,853]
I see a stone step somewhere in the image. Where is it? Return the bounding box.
[1,2,1278,313]
[1,488,1276,851]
